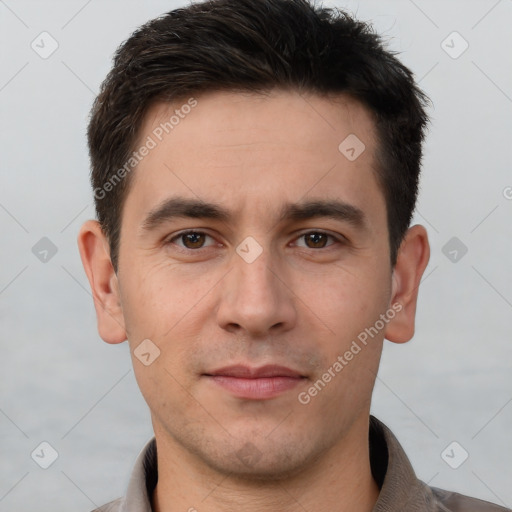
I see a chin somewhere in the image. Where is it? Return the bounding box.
[197,435,322,482]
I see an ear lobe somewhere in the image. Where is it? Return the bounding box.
[77,220,127,344]
[384,224,430,344]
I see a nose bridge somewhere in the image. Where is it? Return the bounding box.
[236,240,276,292]
[217,237,296,335]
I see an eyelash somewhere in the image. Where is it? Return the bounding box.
[165,229,345,252]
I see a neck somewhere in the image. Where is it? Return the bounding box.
[152,414,380,512]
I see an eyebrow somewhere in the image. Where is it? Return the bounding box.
[139,196,367,234]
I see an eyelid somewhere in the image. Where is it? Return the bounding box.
[166,228,346,251]
[166,229,218,249]
[291,229,345,248]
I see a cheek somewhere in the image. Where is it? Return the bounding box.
[119,257,206,341]
[299,263,391,339]
[305,268,389,401]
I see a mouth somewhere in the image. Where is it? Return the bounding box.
[203,365,307,400]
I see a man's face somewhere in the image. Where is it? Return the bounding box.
[116,89,394,478]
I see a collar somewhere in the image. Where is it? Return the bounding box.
[119,415,437,512]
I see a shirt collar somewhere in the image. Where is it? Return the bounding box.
[119,415,437,512]
[369,416,437,511]
[119,437,156,512]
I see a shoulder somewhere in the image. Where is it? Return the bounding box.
[430,486,510,511]
[90,497,123,512]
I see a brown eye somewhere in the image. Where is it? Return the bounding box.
[181,232,206,249]
[296,231,337,249]
[304,232,328,248]
[168,231,215,250]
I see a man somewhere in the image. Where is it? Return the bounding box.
[77,0,508,511]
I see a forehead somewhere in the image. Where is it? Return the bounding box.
[125,89,384,228]
[141,89,377,159]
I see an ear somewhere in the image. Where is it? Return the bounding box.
[77,220,127,344]
[384,224,430,344]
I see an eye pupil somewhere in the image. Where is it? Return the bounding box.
[306,233,328,248]
[183,232,205,248]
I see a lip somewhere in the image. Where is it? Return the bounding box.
[203,365,306,400]
[206,364,304,378]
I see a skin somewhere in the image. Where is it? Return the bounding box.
[78,89,430,512]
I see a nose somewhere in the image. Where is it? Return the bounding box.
[216,243,297,337]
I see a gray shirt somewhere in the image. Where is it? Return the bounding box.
[92,415,509,512]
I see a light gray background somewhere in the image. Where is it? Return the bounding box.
[1,0,511,510]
